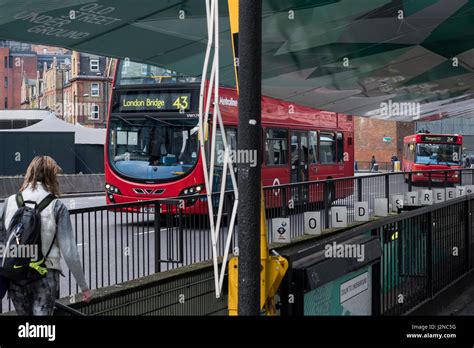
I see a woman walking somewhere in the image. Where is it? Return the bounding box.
[0,156,91,315]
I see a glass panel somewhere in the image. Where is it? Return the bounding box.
[320,132,336,164]
[415,143,461,165]
[265,129,288,165]
[117,60,200,86]
[300,133,308,164]
[108,117,199,180]
[309,131,318,164]
[337,132,344,163]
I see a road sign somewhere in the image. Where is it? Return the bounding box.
[272,218,291,243]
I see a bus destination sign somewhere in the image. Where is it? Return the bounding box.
[420,135,458,143]
[119,92,192,112]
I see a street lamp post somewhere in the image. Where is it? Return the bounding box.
[238,0,262,316]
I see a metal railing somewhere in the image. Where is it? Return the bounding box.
[1,168,474,314]
[355,161,392,172]
[376,199,472,315]
[280,194,474,316]
[58,187,474,316]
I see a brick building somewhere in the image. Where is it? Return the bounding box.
[63,51,113,127]
[354,116,415,166]
[0,46,37,110]
[41,58,69,116]
[18,47,114,128]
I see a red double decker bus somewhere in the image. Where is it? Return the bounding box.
[402,133,463,184]
[104,60,354,210]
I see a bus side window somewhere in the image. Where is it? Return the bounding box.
[336,132,344,163]
[309,131,318,164]
[214,129,225,166]
[319,132,336,164]
[265,128,288,166]
[409,143,415,161]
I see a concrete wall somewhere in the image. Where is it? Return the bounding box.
[0,174,104,198]
[58,261,228,316]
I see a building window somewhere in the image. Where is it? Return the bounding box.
[3,56,7,68]
[4,97,8,109]
[4,77,7,88]
[265,128,288,166]
[90,104,99,119]
[90,59,100,72]
[91,83,100,97]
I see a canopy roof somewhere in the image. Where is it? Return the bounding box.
[1,0,474,121]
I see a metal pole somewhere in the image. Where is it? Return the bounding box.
[238,0,262,316]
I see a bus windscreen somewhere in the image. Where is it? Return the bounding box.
[117,60,200,86]
[108,117,199,181]
[415,143,461,166]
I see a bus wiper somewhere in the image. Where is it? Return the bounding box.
[144,114,174,126]
[114,114,135,126]
[439,155,451,167]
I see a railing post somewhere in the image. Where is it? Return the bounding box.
[357,177,362,202]
[427,211,434,298]
[385,174,390,212]
[324,181,330,229]
[467,198,472,271]
[371,227,381,315]
[178,206,184,265]
[408,172,413,192]
[154,202,161,273]
[282,186,288,218]
[428,171,432,190]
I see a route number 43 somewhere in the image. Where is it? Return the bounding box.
[173,96,189,110]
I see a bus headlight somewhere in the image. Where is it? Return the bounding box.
[416,172,424,176]
[181,185,204,196]
[105,183,122,195]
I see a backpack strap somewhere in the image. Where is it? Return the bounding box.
[44,233,57,260]
[15,193,24,208]
[39,194,57,261]
[37,194,56,213]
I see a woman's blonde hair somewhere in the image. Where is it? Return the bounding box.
[20,156,62,196]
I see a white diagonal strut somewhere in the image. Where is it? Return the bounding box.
[198,0,239,298]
